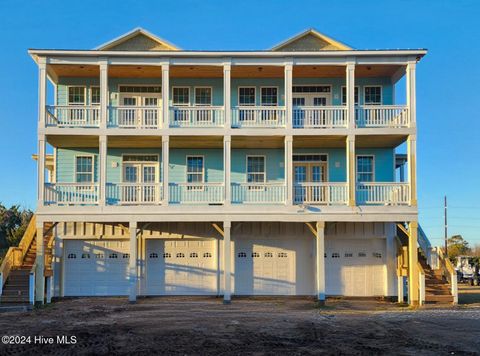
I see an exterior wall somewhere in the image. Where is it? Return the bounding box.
[231,149,285,183]
[170,149,223,183]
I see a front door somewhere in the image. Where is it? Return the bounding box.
[123,163,158,203]
[292,94,330,127]
[119,90,161,128]
[293,162,327,203]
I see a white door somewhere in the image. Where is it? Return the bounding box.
[234,240,296,295]
[64,240,130,296]
[122,163,158,203]
[325,239,386,296]
[146,239,217,295]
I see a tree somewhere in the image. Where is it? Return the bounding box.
[447,235,471,260]
[0,204,34,249]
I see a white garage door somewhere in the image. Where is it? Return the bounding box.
[325,238,385,296]
[146,239,217,295]
[64,240,130,296]
[234,240,296,295]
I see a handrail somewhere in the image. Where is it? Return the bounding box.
[417,261,426,305]
[438,248,458,304]
[29,262,36,305]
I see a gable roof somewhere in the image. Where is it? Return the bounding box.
[95,27,180,51]
[271,28,352,51]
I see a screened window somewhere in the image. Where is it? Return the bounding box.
[293,86,330,93]
[341,87,359,105]
[265,252,273,258]
[75,156,93,183]
[67,253,76,259]
[91,87,100,105]
[238,87,255,106]
[176,253,185,258]
[81,253,90,259]
[163,253,171,258]
[122,253,130,259]
[203,252,212,258]
[173,87,190,106]
[186,156,204,183]
[252,252,260,258]
[238,252,247,258]
[356,156,374,182]
[190,252,199,258]
[261,87,278,106]
[68,87,85,105]
[119,86,161,93]
[278,252,288,258]
[109,253,118,259]
[195,87,212,105]
[364,86,382,105]
[247,156,265,183]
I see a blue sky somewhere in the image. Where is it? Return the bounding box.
[0,0,479,245]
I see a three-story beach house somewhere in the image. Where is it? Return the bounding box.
[0,28,458,306]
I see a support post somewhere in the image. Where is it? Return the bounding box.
[162,63,170,128]
[346,135,356,206]
[408,221,419,305]
[99,135,107,206]
[129,221,138,303]
[285,135,293,205]
[316,221,326,302]
[223,221,232,303]
[99,59,108,129]
[162,136,169,205]
[284,62,293,129]
[224,135,231,205]
[407,135,417,206]
[37,134,46,207]
[406,61,416,128]
[223,62,231,128]
[38,57,47,128]
[397,276,404,303]
[35,222,45,304]
[346,62,356,129]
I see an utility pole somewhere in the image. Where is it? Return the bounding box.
[444,195,448,257]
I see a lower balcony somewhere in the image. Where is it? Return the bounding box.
[231,183,286,204]
[231,107,286,128]
[293,183,348,205]
[107,183,163,205]
[169,183,224,204]
[356,182,410,205]
[169,107,225,128]
[44,183,99,205]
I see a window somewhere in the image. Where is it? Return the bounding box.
[190,252,199,258]
[195,87,212,106]
[344,253,353,258]
[373,252,382,258]
[203,252,212,258]
[67,253,76,259]
[186,156,204,184]
[293,86,330,93]
[119,86,161,93]
[122,253,130,259]
[264,252,273,258]
[109,253,118,259]
[332,252,340,258]
[173,87,190,106]
[293,154,327,162]
[356,156,374,182]
[358,252,367,257]
[278,252,288,258]
[252,252,260,258]
[81,253,90,259]
[149,253,158,259]
[90,87,100,105]
[176,253,185,258]
[95,253,104,259]
[341,87,359,105]
[261,87,278,106]
[75,156,94,183]
[364,86,382,105]
[123,155,158,162]
[238,87,255,106]
[68,87,85,105]
[247,156,265,183]
[163,253,171,258]
[238,252,247,258]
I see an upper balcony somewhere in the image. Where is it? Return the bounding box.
[40,64,414,131]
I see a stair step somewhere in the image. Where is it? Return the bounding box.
[425,294,454,303]
[1,289,29,296]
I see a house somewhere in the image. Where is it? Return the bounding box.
[0,28,458,306]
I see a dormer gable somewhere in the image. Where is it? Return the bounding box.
[95,28,180,51]
[271,28,352,51]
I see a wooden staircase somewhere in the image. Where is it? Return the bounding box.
[0,217,54,305]
[419,253,454,304]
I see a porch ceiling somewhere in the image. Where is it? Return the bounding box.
[356,134,407,148]
[170,135,223,148]
[232,136,285,148]
[46,135,165,148]
[293,135,347,148]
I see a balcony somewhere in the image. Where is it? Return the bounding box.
[293,183,348,205]
[231,183,285,204]
[356,182,410,205]
[109,106,161,129]
[232,107,286,128]
[46,105,100,128]
[169,106,225,128]
[355,105,409,128]
[292,106,347,129]
[169,183,224,204]
[44,183,99,205]
[107,183,162,205]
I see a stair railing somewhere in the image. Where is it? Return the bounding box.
[417,261,426,306]
[438,248,458,304]
[29,262,36,305]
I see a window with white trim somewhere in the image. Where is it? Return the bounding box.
[247,156,265,183]
[194,87,212,106]
[75,156,94,183]
[173,87,190,106]
[90,87,100,105]
[238,87,255,106]
[68,87,85,105]
[261,87,278,106]
[356,156,374,182]
[186,156,204,183]
[341,87,359,105]
[364,86,382,105]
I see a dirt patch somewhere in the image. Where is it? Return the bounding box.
[459,284,480,305]
[0,297,479,355]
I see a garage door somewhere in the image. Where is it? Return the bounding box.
[64,240,130,296]
[146,239,216,295]
[234,240,296,295]
[325,238,385,296]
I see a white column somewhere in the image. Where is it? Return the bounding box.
[129,221,137,302]
[37,134,46,207]
[38,57,47,128]
[285,135,293,205]
[162,64,170,128]
[99,135,107,206]
[398,276,404,303]
[346,135,356,206]
[284,63,293,129]
[35,222,44,304]
[408,221,419,305]
[223,221,232,303]
[162,136,169,205]
[346,62,355,129]
[99,59,108,130]
[316,221,326,301]
[406,61,416,128]
[223,63,231,128]
[407,135,417,206]
[385,223,397,297]
[224,135,231,205]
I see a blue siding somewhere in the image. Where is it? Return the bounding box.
[293,148,347,182]
[231,149,285,183]
[169,149,224,183]
[106,148,162,183]
[231,78,285,107]
[56,148,99,183]
[357,148,395,181]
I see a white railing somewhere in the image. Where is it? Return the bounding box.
[231,183,285,204]
[29,263,36,305]
[293,106,347,128]
[232,106,286,128]
[44,183,99,205]
[169,106,225,127]
[109,106,161,129]
[46,105,100,128]
[356,105,409,128]
[293,183,348,205]
[356,182,410,205]
[169,183,224,204]
[107,183,162,204]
